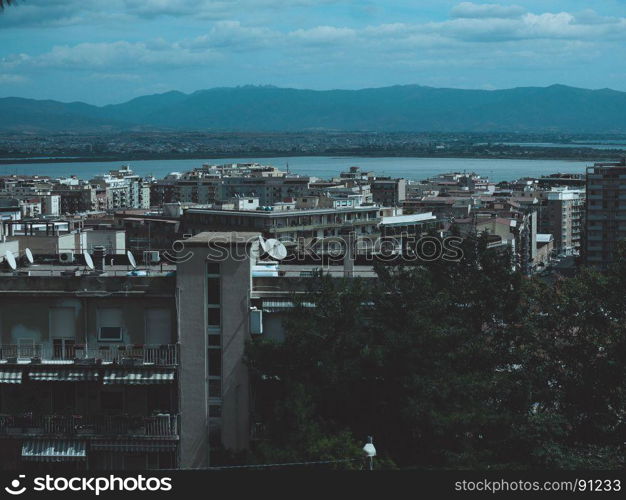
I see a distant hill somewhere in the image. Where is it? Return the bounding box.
[3,84,626,133]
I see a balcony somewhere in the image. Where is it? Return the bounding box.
[0,413,179,438]
[0,344,178,366]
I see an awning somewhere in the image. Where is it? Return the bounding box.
[91,440,177,452]
[21,440,86,462]
[103,369,175,385]
[28,369,99,382]
[261,299,316,313]
[0,369,22,384]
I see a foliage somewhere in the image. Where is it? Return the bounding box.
[246,239,626,469]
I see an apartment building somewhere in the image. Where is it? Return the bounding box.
[182,205,382,243]
[0,267,178,471]
[538,188,584,256]
[585,159,626,268]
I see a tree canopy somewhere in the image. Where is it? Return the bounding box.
[246,238,626,469]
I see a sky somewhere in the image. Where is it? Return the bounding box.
[1,0,626,105]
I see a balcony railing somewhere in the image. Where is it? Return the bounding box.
[0,413,178,437]
[0,344,178,366]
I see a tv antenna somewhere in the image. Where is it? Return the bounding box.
[127,250,137,269]
[24,248,34,266]
[83,251,95,272]
[5,250,17,272]
[259,237,287,260]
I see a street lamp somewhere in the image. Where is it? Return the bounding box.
[363,436,376,471]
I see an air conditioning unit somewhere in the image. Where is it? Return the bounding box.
[143,251,160,264]
[250,307,263,335]
[59,251,75,264]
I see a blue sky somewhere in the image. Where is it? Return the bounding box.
[1,0,626,105]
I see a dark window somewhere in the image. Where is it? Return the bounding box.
[207,308,221,327]
[208,335,220,347]
[209,405,222,418]
[208,350,221,377]
[53,339,75,360]
[99,327,122,341]
[209,379,221,398]
[207,277,220,305]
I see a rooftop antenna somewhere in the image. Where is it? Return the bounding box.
[24,248,34,266]
[258,236,287,260]
[83,251,95,273]
[127,250,137,270]
[5,250,17,273]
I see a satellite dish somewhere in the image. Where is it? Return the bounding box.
[258,236,269,253]
[127,250,137,269]
[264,238,287,260]
[83,251,94,271]
[25,248,34,265]
[5,250,17,271]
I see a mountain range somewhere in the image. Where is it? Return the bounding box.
[3,84,626,133]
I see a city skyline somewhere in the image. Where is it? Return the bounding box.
[1,1,626,104]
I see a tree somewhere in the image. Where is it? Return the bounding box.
[246,238,626,469]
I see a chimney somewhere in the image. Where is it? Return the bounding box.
[93,246,106,273]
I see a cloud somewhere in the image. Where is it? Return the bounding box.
[0,0,348,28]
[87,72,141,81]
[0,74,27,84]
[182,21,279,50]
[451,2,525,19]
[2,5,626,90]
[289,26,357,45]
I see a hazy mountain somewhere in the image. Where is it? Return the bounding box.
[3,84,626,133]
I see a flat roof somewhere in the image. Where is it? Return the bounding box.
[186,206,380,217]
[380,213,437,226]
[184,231,261,245]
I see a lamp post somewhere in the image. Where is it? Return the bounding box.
[363,435,376,471]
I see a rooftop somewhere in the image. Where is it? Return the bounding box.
[183,231,261,246]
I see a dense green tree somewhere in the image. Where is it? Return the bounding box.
[246,239,626,469]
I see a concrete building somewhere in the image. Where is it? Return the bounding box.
[176,232,259,468]
[183,205,382,243]
[0,265,178,471]
[538,189,584,256]
[585,159,626,268]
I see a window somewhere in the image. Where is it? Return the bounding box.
[209,379,221,399]
[207,308,221,328]
[99,326,123,341]
[207,278,220,305]
[208,350,221,377]
[53,339,75,360]
[98,308,123,342]
[209,405,222,418]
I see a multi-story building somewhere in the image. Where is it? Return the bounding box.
[0,266,179,471]
[52,186,97,214]
[538,188,584,256]
[0,232,275,471]
[585,159,626,268]
[369,177,406,207]
[182,205,382,242]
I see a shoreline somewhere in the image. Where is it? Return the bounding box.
[0,150,620,165]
